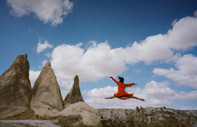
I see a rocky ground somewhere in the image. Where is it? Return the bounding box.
[0,120,60,127]
[0,107,197,127]
[98,107,197,127]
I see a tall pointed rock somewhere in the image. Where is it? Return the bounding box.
[0,54,31,118]
[64,75,84,107]
[31,62,64,116]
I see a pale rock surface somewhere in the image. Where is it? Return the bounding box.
[57,102,103,127]
[99,107,197,127]
[0,54,31,118]
[98,109,134,121]
[98,109,134,127]
[63,75,84,108]
[31,62,64,117]
[0,120,60,127]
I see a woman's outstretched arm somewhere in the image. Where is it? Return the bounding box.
[109,76,118,84]
[125,83,136,87]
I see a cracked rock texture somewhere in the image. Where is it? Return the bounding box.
[63,75,84,108]
[0,54,31,118]
[31,62,64,117]
[98,107,197,127]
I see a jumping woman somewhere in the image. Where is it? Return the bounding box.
[105,76,145,101]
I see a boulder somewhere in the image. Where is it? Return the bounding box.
[0,54,32,118]
[31,62,64,117]
[64,75,84,108]
[56,102,103,127]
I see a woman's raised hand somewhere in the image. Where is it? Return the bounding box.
[109,76,113,79]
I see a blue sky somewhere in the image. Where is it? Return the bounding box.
[0,0,197,109]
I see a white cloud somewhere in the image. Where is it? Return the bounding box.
[51,41,127,81]
[167,17,197,50]
[140,81,176,105]
[29,70,40,87]
[85,80,197,109]
[177,91,197,100]
[44,53,52,58]
[42,59,48,66]
[7,0,73,26]
[50,15,197,82]
[85,81,176,109]
[85,86,119,108]
[36,40,53,54]
[153,54,197,88]
[120,16,197,64]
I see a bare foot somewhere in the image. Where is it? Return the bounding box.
[140,99,145,101]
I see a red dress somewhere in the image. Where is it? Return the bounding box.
[110,77,135,100]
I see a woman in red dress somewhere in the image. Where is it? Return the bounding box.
[105,76,145,101]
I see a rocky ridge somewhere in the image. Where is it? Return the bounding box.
[99,107,197,127]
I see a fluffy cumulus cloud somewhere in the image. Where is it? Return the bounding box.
[85,81,174,108]
[50,14,197,83]
[119,16,197,64]
[86,86,118,108]
[85,81,197,109]
[153,54,197,88]
[51,41,127,81]
[7,0,73,25]
[36,40,54,54]
[140,81,176,105]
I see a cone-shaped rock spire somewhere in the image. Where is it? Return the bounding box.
[31,62,64,116]
[64,75,84,107]
[0,54,31,118]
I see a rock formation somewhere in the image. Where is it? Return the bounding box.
[98,107,197,127]
[31,62,64,117]
[98,109,135,127]
[0,54,32,118]
[0,54,197,127]
[57,102,103,127]
[57,75,103,127]
[64,75,84,107]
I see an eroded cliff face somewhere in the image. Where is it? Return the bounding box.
[0,54,32,118]
[98,109,135,127]
[31,62,64,116]
[98,107,197,127]
[63,75,84,108]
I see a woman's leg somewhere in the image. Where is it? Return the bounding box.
[104,96,115,99]
[130,96,145,101]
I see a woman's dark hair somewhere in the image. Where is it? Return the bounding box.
[118,76,124,83]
